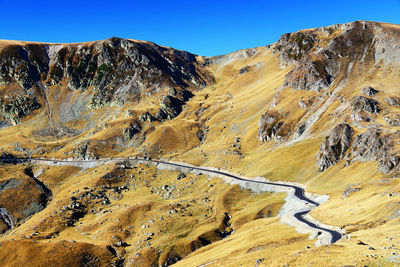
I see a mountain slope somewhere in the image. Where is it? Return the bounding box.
[1,21,400,266]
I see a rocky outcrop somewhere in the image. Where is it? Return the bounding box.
[351,128,399,174]
[282,22,377,92]
[352,96,381,114]
[274,32,317,65]
[139,112,156,123]
[384,114,400,126]
[317,125,400,174]
[351,128,391,162]
[0,44,49,90]
[362,86,379,96]
[283,56,332,91]
[274,31,334,91]
[385,97,400,107]
[0,37,214,112]
[258,110,291,142]
[0,95,41,124]
[316,123,353,171]
[155,95,185,121]
[67,140,97,160]
[123,121,142,141]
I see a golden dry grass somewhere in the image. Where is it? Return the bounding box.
[0,22,400,266]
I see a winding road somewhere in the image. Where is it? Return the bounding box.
[0,156,342,244]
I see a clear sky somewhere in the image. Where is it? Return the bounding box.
[1,0,400,56]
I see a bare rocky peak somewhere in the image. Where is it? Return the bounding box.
[0,37,214,124]
[275,21,400,92]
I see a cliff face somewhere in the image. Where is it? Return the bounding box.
[0,37,213,127]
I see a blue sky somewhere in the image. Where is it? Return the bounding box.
[1,0,400,56]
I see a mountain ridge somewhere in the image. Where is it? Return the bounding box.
[0,20,399,266]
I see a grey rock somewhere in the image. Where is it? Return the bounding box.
[316,123,353,171]
[351,127,399,174]
[255,258,265,266]
[342,184,361,199]
[284,56,332,91]
[352,96,381,114]
[361,86,379,96]
[0,38,213,114]
[139,112,155,123]
[386,97,400,107]
[156,95,185,121]
[197,130,204,142]
[379,155,399,174]
[239,66,251,74]
[177,173,186,180]
[273,32,317,65]
[384,114,400,126]
[351,128,390,162]
[282,22,377,93]
[123,121,142,140]
[0,95,41,125]
[257,110,290,142]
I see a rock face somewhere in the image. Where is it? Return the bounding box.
[257,110,291,142]
[362,86,379,96]
[123,121,142,141]
[316,124,353,171]
[350,128,397,174]
[352,96,381,114]
[155,95,186,121]
[384,114,400,126]
[0,44,49,90]
[0,95,41,124]
[139,112,156,123]
[273,32,317,65]
[274,31,333,92]
[385,97,400,107]
[0,37,214,125]
[283,56,332,91]
[280,21,376,92]
[351,127,400,174]
[317,125,400,174]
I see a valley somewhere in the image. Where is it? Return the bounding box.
[0,21,400,266]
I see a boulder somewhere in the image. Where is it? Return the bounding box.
[352,96,380,114]
[361,86,379,96]
[316,123,353,171]
[384,114,400,126]
[257,110,290,142]
[155,95,184,121]
[123,121,142,140]
[351,127,399,174]
[386,97,400,107]
[238,66,251,74]
[351,128,391,162]
[274,32,317,65]
[283,56,332,91]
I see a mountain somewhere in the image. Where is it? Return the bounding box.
[0,21,400,266]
